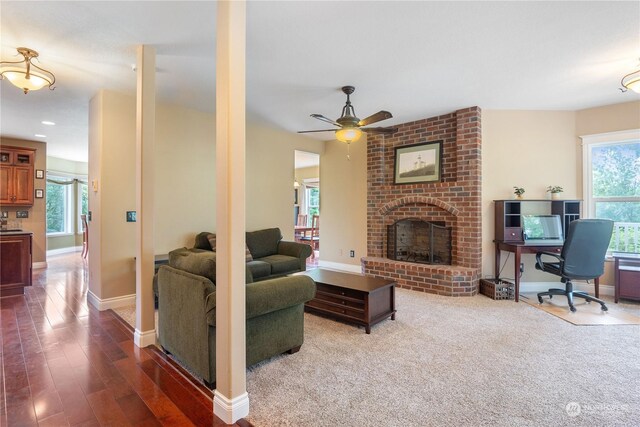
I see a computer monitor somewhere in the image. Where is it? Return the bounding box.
[522,215,564,246]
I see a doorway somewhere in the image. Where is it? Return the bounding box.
[294,150,320,266]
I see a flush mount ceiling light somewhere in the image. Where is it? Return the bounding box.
[620,61,640,93]
[0,47,56,94]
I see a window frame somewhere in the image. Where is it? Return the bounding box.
[581,129,640,219]
[581,129,640,254]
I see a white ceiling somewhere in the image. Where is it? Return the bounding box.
[1,1,639,163]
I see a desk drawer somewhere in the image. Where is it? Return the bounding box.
[503,227,522,241]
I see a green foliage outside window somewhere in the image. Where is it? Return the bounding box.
[81,183,88,215]
[592,142,640,253]
[307,187,320,220]
[46,183,66,233]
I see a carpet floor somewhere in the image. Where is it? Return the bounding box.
[115,290,640,427]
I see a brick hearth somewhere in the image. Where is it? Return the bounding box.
[362,107,481,296]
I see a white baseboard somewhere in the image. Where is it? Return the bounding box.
[134,329,157,348]
[33,262,48,269]
[214,390,250,424]
[47,246,82,257]
[317,260,362,273]
[87,291,136,311]
[519,281,614,297]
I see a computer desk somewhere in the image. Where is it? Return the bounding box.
[494,241,600,303]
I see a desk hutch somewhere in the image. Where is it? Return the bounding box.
[493,199,589,302]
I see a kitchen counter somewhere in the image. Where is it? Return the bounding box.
[0,229,33,235]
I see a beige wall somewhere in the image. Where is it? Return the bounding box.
[246,121,323,240]
[295,165,319,181]
[88,95,638,299]
[482,102,640,285]
[0,137,47,265]
[154,103,216,253]
[482,110,578,282]
[576,101,640,137]
[88,90,137,299]
[320,138,367,266]
[88,91,322,299]
[48,156,89,176]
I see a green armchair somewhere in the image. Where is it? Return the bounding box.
[156,249,316,385]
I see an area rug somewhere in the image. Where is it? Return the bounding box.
[521,293,640,326]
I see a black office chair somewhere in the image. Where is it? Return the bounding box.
[535,219,613,313]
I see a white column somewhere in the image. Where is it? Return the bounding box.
[214,0,249,424]
[134,45,156,347]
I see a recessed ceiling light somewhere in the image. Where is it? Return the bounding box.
[41,121,55,125]
[35,134,46,138]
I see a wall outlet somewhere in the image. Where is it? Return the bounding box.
[0,211,7,219]
[349,250,355,258]
[126,211,136,222]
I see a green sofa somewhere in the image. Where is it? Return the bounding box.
[194,227,312,281]
[156,246,316,385]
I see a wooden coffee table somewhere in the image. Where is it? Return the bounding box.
[299,268,396,334]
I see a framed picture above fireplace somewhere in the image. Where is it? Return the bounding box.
[393,140,443,184]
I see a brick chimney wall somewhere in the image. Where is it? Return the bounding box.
[362,107,482,296]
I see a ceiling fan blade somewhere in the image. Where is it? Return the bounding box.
[362,127,398,135]
[311,114,340,127]
[358,110,392,127]
[298,129,338,134]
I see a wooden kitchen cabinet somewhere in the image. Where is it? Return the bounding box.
[0,232,32,297]
[0,146,35,206]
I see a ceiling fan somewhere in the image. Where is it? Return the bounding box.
[298,86,397,144]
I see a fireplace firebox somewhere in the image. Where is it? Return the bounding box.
[387,219,452,265]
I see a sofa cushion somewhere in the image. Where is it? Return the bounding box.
[169,248,217,283]
[245,275,316,320]
[259,254,302,275]
[247,260,271,279]
[246,228,282,259]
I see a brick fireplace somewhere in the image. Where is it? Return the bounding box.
[362,107,481,296]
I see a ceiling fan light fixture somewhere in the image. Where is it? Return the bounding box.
[621,68,640,93]
[335,127,362,143]
[0,47,56,94]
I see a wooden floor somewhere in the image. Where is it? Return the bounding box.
[1,253,250,426]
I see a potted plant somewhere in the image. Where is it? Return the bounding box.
[513,186,525,200]
[547,185,563,200]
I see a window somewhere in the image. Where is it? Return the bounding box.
[46,177,73,235]
[582,130,640,253]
